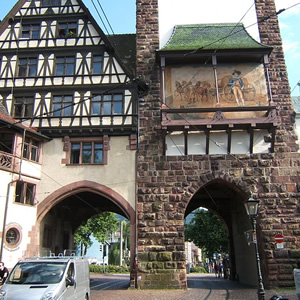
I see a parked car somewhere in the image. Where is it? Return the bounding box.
[0,255,90,300]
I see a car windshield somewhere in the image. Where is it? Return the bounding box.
[7,262,67,285]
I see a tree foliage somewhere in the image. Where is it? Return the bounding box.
[74,212,119,255]
[185,209,228,259]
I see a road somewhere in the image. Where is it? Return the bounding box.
[90,273,297,300]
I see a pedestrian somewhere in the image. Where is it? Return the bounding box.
[294,260,300,300]
[218,262,223,278]
[0,262,9,285]
[214,262,219,278]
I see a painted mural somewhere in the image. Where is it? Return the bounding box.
[164,63,268,119]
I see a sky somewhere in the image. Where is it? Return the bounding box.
[0,0,299,96]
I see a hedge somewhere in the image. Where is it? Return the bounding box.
[89,264,130,274]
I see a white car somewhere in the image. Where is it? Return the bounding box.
[0,256,90,300]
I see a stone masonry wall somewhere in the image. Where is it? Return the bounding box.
[254,0,300,287]
[136,0,300,289]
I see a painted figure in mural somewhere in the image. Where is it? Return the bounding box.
[227,70,245,106]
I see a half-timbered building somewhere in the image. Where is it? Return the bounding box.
[0,0,137,269]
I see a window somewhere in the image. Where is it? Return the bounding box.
[0,133,14,154]
[15,181,36,205]
[91,94,123,115]
[70,141,103,164]
[92,55,103,74]
[14,97,33,118]
[53,95,73,116]
[55,57,75,75]
[58,22,77,38]
[21,24,40,39]
[43,225,53,248]
[41,0,61,6]
[18,58,37,77]
[5,228,21,247]
[23,137,40,162]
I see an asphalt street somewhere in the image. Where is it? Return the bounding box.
[90,273,298,300]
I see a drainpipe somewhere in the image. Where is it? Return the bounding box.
[18,129,26,180]
[212,55,220,106]
[264,54,274,105]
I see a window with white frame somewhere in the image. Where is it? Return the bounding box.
[15,181,36,205]
[165,129,271,155]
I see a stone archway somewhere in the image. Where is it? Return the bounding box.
[137,170,262,289]
[27,180,136,272]
[37,180,135,222]
[184,175,259,286]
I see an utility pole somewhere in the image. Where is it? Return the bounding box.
[119,221,123,266]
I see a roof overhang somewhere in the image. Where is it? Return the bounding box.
[0,114,51,141]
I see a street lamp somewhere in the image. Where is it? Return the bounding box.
[244,195,265,300]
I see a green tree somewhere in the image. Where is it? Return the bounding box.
[185,209,228,259]
[74,212,119,255]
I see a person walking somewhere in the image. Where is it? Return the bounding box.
[294,260,300,300]
[218,262,223,278]
[0,262,9,285]
[214,262,219,278]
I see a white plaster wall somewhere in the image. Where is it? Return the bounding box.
[38,136,136,209]
[0,172,38,269]
[20,160,42,179]
[0,171,14,234]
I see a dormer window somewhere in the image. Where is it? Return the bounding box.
[58,22,77,38]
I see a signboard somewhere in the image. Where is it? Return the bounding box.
[274,234,284,244]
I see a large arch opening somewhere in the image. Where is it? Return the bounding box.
[184,179,261,286]
[32,181,136,277]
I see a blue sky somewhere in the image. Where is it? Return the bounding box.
[0,0,299,96]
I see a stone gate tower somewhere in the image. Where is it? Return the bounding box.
[136,0,300,289]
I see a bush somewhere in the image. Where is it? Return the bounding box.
[89,264,129,274]
[190,266,207,273]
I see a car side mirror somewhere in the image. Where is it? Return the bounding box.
[66,277,75,287]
